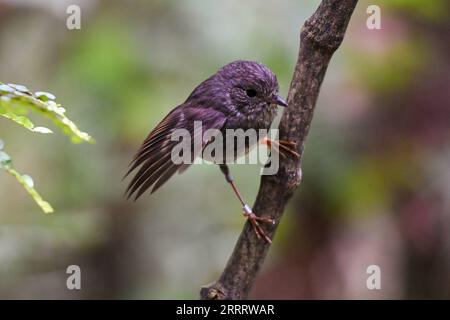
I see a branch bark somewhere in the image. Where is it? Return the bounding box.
[200,0,359,300]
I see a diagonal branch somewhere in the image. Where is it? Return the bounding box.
[200,0,359,300]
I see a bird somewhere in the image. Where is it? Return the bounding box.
[125,60,299,243]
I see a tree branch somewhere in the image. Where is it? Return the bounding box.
[200,0,359,300]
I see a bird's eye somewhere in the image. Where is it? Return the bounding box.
[245,89,257,98]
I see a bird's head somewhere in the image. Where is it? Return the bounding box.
[218,60,287,112]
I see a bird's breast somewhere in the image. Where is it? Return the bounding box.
[201,105,277,163]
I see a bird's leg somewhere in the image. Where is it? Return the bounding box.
[219,164,274,243]
[261,137,300,159]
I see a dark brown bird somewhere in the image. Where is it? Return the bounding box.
[125,60,298,242]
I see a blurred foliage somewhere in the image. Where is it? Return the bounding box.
[0,82,93,213]
[60,16,172,141]
[384,0,449,21]
[350,41,427,94]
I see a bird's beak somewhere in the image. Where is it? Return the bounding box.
[273,95,287,107]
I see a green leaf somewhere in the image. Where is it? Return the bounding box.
[0,150,12,167]
[0,82,94,143]
[0,144,53,213]
[33,126,53,134]
[35,91,56,102]
[0,81,93,215]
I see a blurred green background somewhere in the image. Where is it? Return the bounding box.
[0,0,449,299]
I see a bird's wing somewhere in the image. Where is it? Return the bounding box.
[125,105,226,200]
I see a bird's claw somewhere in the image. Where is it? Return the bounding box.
[243,206,274,244]
[262,138,301,159]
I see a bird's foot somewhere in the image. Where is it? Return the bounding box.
[243,204,274,244]
[261,137,300,159]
